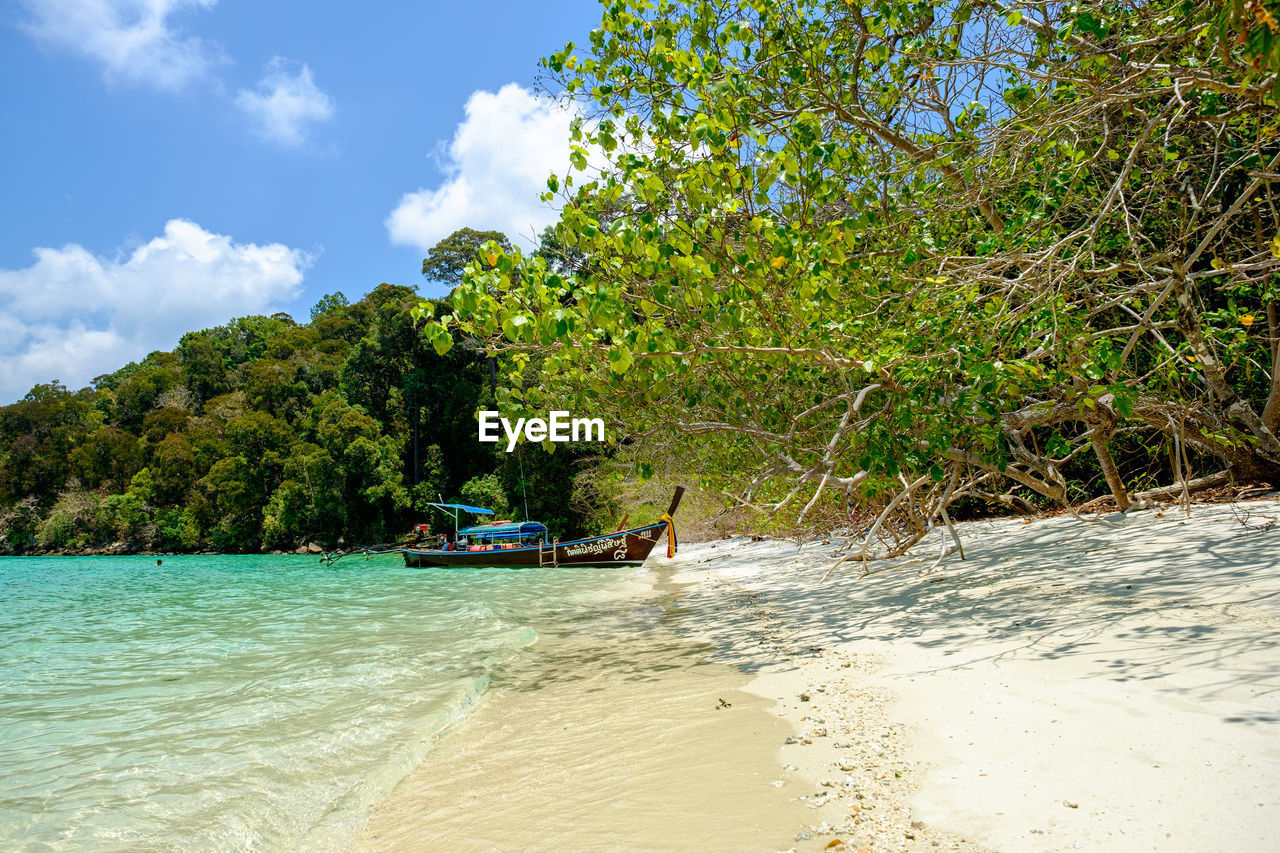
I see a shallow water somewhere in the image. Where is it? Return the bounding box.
[358,565,814,853]
[0,554,637,851]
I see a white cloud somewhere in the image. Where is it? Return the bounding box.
[386,83,599,251]
[17,0,226,91]
[236,57,335,146]
[0,219,311,402]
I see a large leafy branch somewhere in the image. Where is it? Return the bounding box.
[426,0,1280,563]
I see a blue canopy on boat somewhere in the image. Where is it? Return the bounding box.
[458,521,547,538]
[428,502,494,515]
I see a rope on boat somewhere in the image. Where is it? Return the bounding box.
[662,512,677,558]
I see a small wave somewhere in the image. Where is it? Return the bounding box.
[296,668,493,850]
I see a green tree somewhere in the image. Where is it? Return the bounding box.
[311,392,410,542]
[422,228,513,286]
[430,0,1280,556]
[37,490,102,550]
[141,407,190,446]
[0,383,94,508]
[71,427,142,492]
[243,359,307,419]
[97,492,154,546]
[339,284,422,423]
[496,442,596,537]
[201,315,297,370]
[176,331,229,406]
[226,411,294,495]
[149,433,199,506]
[262,441,342,548]
[113,363,178,427]
[193,456,260,549]
[310,291,350,321]
[459,473,511,519]
[409,443,450,514]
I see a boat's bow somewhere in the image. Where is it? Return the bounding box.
[660,486,685,558]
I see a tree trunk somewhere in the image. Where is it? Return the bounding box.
[1262,301,1280,434]
[1254,209,1279,435]
[412,407,420,486]
[1091,427,1131,511]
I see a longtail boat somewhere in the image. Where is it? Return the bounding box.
[401,487,683,569]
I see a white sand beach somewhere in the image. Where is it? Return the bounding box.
[668,497,1280,851]
[361,496,1280,851]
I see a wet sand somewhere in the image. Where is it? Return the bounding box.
[358,496,1280,852]
[355,570,821,852]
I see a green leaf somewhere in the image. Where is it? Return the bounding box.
[608,346,634,375]
[424,323,453,356]
[1073,12,1107,39]
[501,314,530,342]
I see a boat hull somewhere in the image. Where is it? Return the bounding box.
[401,522,670,569]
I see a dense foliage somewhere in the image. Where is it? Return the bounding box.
[428,0,1280,554]
[0,279,607,554]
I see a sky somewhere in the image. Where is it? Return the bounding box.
[0,0,605,403]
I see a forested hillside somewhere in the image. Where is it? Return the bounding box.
[0,279,607,554]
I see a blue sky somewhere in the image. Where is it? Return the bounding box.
[0,0,604,403]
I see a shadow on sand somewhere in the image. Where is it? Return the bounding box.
[660,502,1280,720]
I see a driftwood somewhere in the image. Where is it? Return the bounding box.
[1077,472,1232,513]
[823,470,1237,583]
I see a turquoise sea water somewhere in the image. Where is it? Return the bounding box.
[0,554,636,850]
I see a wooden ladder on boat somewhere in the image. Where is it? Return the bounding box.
[538,538,558,567]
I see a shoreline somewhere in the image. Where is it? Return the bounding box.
[357,495,1279,851]
[0,544,372,558]
[355,564,824,852]
[668,558,986,851]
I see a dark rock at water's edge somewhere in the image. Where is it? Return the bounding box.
[3,542,334,557]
